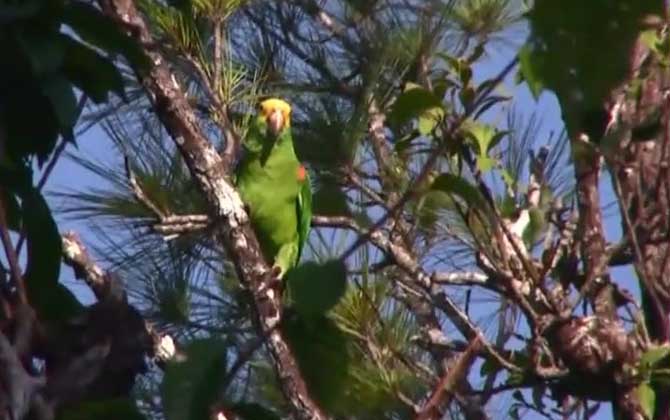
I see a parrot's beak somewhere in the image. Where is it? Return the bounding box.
[267,109,284,137]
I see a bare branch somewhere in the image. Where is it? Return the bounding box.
[125,157,167,219]
[415,338,481,420]
[61,231,179,365]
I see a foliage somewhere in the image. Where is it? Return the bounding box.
[4,0,668,419]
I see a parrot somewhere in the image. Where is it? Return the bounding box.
[235,98,312,280]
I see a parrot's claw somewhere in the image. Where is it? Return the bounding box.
[270,265,283,279]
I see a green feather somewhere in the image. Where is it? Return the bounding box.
[235,107,311,277]
[297,171,312,262]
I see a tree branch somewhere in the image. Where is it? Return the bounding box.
[96,1,326,418]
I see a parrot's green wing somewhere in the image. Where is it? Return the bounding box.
[296,169,312,263]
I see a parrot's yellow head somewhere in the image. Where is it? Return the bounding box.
[259,98,291,137]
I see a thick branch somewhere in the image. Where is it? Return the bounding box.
[97,2,326,418]
[572,137,617,318]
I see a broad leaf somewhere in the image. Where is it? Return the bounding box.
[63,1,149,71]
[62,36,126,103]
[636,381,656,420]
[282,312,350,412]
[0,189,21,231]
[16,29,65,77]
[389,84,445,131]
[287,259,347,318]
[41,75,79,138]
[461,120,506,156]
[22,186,62,291]
[162,338,227,420]
[639,345,670,377]
[312,181,350,217]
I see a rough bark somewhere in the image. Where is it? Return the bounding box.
[606,29,670,419]
[96,1,327,418]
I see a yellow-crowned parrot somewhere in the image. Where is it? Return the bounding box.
[235,98,312,279]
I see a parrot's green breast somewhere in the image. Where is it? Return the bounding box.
[236,127,310,274]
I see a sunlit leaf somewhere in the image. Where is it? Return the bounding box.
[389,84,444,131]
[636,381,656,420]
[639,345,670,376]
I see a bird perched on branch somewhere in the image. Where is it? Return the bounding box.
[235,98,312,280]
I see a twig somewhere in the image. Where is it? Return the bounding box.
[15,94,88,255]
[415,338,481,420]
[338,57,519,262]
[125,157,167,219]
[152,215,209,235]
[312,215,490,287]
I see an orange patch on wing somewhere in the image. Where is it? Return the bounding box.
[297,165,307,182]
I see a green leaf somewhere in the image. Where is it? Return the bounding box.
[287,259,347,318]
[162,338,227,420]
[479,357,502,377]
[389,85,444,130]
[636,381,656,420]
[461,120,504,156]
[62,1,149,71]
[16,29,66,77]
[500,169,515,190]
[639,345,670,376]
[62,36,126,103]
[394,131,420,153]
[430,173,487,210]
[41,75,79,136]
[21,187,61,289]
[418,107,444,135]
[440,54,473,85]
[282,312,350,412]
[2,84,60,163]
[43,283,84,322]
[416,190,455,231]
[312,182,350,217]
[518,44,544,99]
[476,156,496,173]
[57,398,146,420]
[0,189,21,231]
[0,167,82,321]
